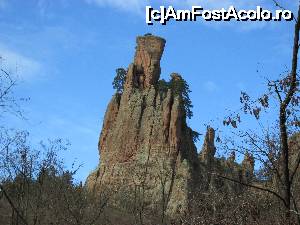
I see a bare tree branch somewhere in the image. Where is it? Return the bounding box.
[0,184,29,225]
[213,173,287,207]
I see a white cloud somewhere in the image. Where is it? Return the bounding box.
[85,0,147,13]
[84,0,296,31]
[172,0,271,30]
[0,44,42,81]
[86,0,263,14]
[84,0,274,30]
[203,81,218,92]
[171,0,267,9]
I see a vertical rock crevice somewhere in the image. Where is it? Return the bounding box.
[125,35,166,90]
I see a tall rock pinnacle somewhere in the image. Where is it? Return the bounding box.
[86,35,258,221]
[86,35,200,217]
[200,127,216,164]
[125,35,166,89]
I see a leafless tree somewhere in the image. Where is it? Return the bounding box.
[0,62,28,119]
[219,3,300,224]
[0,57,109,225]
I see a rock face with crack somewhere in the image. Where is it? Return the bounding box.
[86,35,201,216]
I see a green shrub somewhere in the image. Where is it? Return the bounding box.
[112,68,127,94]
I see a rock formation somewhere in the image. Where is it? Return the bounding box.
[197,126,255,193]
[125,35,165,89]
[199,127,216,164]
[86,35,255,219]
[86,35,200,217]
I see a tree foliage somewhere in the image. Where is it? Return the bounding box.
[220,5,300,224]
[112,68,126,94]
[0,58,109,225]
[170,73,193,119]
[157,74,193,120]
[0,64,29,120]
[0,131,108,225]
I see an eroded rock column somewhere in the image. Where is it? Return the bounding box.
[125,35,166,89]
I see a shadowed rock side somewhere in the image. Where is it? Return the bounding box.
[86,35,200,216]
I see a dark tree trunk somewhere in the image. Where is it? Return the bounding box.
[279,5,300,224]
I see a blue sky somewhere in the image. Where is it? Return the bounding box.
[1,0,298,181]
